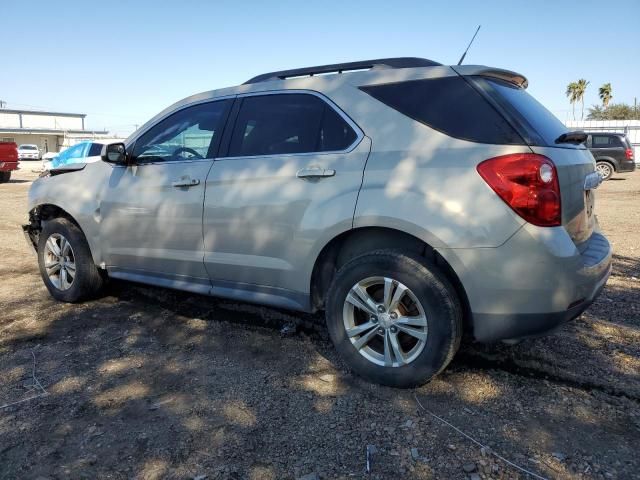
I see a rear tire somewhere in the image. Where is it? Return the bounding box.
[37,218,104,302]
[325,249,462,388]
[0,171,10,183]
[596,161,614,180]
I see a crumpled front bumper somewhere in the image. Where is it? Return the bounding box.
[22,222,39,256]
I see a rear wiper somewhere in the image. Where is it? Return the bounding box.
[555,131,587,145]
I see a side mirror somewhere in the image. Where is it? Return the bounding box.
[101,143,127,164]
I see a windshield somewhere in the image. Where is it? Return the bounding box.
[48,142,91,169]
[19,145,38,150]
[472,77,569,147]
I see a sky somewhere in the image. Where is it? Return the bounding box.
[2,0,639,137]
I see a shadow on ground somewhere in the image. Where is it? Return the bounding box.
[1,267,639,479]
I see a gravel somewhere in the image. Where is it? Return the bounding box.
[1,167,639,479]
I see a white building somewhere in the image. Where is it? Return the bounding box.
[0,108,114,154]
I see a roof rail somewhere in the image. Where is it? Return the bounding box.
[244,57,441,84]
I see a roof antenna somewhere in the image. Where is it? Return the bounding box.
[457,25,481,65]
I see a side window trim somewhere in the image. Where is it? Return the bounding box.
[126,97,235,166]
[218,89,364,159]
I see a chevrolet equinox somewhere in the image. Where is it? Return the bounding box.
[24,58,612,387]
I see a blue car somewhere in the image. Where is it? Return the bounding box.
[45,141,105,170]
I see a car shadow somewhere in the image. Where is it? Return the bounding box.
[2,275,639,479]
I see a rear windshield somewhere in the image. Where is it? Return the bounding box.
[359,76,524,145]
[472,77,568,147]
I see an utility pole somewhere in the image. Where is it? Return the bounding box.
[0,100,6,109]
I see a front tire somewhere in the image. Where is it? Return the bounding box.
[596,161,614,180]
[37,218,104,302]
[0,171,10,183]
[325,250,462,388]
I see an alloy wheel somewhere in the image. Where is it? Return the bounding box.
[596,162,612,179]
[43,233,76,290]
[342,276,428,367]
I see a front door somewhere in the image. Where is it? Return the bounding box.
[202,92,368,296]
[100,99,232,290]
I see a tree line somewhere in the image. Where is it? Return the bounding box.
[566,81,639,120]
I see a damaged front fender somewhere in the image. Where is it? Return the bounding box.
[22,209,41,255]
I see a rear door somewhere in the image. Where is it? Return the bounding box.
[591,134,625,162]
[202,92,368,295]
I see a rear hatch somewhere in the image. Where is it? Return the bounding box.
[461,71,597,247]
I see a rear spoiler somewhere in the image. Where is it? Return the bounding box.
[452,65,528,89]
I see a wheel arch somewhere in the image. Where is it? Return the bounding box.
[595,157,618,171]
[27,203,101,265]
[309,226,472,332]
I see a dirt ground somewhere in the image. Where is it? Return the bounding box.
[1,164,639,480]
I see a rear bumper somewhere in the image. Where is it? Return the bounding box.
[617,161,636,173]
[0,161,19,172]
[437,226,612,343]
[472,260,609,341]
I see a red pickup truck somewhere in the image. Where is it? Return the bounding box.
[0,142,19,182]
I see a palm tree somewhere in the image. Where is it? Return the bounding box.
[566,82,579,120]
[599,83,613,109]
[574,79,590,120]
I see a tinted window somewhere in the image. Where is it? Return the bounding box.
[58,143,88,161]
[133,100,231,163]
[228,94,357,157]
[88,143,103,156]
[592,135,624,148]
[473,77,568,147]
[360,76,523,145]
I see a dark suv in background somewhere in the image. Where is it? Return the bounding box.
[587,132,636,180]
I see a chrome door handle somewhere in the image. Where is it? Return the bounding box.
[296,167,336,178]
[171,177,200,187]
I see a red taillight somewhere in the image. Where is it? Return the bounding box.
[625,148,634,160]
[477,153,561,227]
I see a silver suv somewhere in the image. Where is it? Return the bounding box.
[24,58,612,387]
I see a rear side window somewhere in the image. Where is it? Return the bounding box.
[359,76,523,145]
[228,94,357,157]
[592,135,624,148]
[472,77,568,147]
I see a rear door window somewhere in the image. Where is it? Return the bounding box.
[592,135,623,148]
[359,76,524,145]
[227,94,357,157]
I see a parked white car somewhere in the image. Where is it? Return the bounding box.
[18,144,41,160]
